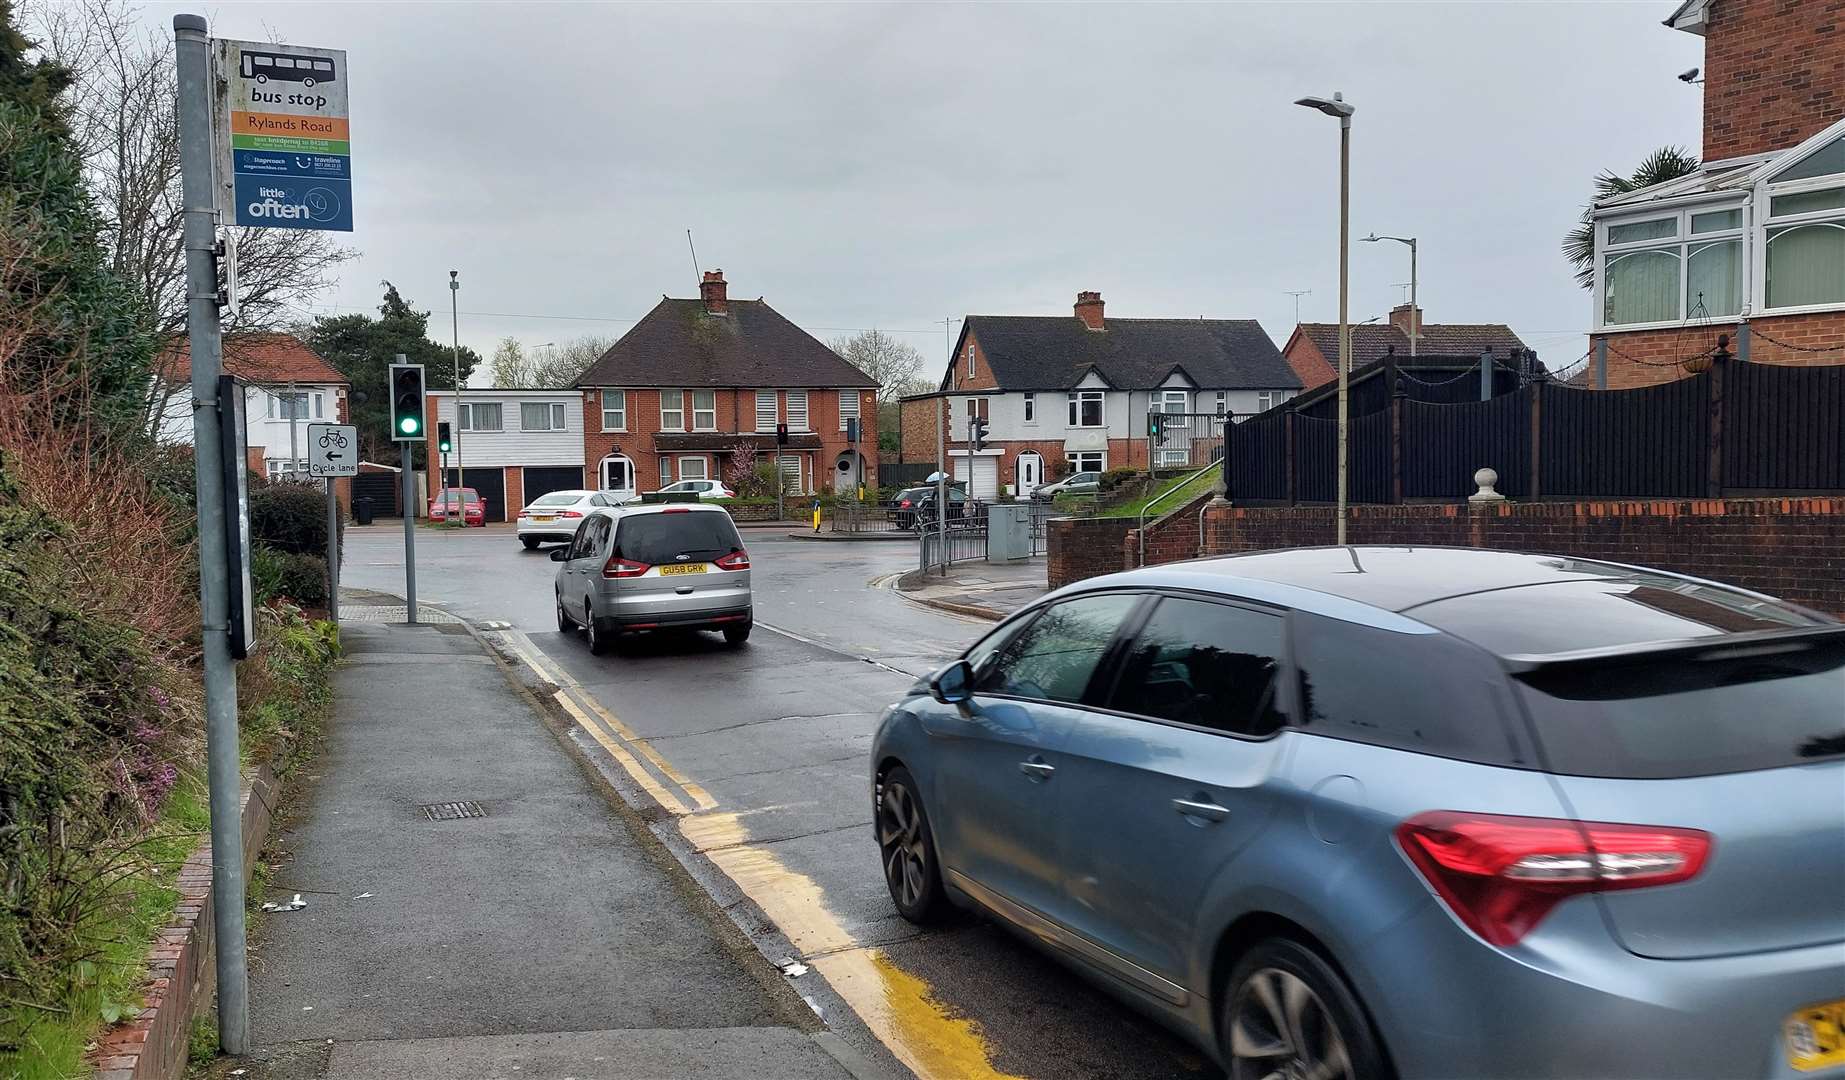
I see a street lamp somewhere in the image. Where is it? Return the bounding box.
[1362,233,1418,356]
[449,270,463,528]
[1296,91,1354,545]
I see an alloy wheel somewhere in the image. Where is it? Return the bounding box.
[1228,968,1354,1080]
[878,780,929,909]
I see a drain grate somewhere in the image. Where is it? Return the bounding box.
[420,801,486,821]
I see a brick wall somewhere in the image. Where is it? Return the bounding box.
[1595,312,1845,389]
[948,332,998,392]
[1047,515,1139,589]
[1122,492,1219,571]
[1282,332,1336,391]
[899,395,945,464]
[1702,0,1845,162]
[1195,497,1845,616]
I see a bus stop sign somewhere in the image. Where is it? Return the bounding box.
[213,39,353,231]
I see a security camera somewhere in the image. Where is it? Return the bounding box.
[1678,67,1701,83]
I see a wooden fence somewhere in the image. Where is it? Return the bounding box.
[1225,357,1845,504]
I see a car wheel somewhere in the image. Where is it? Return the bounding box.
[556,591,575,632]
[522,536,539,550]
[1222,938,1388,1080]
[877,766,949,924]
[722,621,751,646]
[585,598,613,655]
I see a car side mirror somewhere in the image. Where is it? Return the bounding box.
[930,660,974,705]
[549,548,568,562]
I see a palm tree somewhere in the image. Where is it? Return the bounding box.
[1563,146,1702,289]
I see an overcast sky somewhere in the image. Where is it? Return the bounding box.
[139,1,1703,383]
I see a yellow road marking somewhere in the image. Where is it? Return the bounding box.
[694,812,1022,1080]
[553,691,693,816]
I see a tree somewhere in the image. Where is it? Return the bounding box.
[490,333,608,389]
[25,0,356,339]
[490,337,530,388]
[1563,146,1701,289]
[305,282,482,463]
[0,0,157,438]
[827,329,929,402]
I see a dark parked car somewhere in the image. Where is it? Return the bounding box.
[888,485,969,530]
[871,547,1845,1080]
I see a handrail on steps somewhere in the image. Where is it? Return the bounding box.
[1136,461,1223,567]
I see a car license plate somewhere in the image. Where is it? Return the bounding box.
[1787,1000,1845,1071]
[533,515,555,523]
[659,563,707,576]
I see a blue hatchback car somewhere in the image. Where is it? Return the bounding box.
[871,547,1845,1080]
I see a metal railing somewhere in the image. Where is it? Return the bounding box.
[919,511,988,569]
[1136,460,1224,566]
[1148,412,1228,470]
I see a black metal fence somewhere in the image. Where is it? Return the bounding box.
[881,462,939,489]
[1226,357,1845,504]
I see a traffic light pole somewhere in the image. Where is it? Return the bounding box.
[174,14,251,1054]
[396,353,419,624]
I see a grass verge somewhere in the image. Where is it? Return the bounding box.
[1093,470,1219,519]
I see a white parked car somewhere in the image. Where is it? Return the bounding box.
[516,490,620,549]
[617,479,737,504]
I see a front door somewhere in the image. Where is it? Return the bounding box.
[600,456,634,501]
[1057,594,1292,995]
[920,592,1143,922]
[1017,452,1043,497]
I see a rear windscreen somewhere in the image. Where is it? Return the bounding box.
[532,493,579,507]
[1515,639,1845,778]
[616,513,742,565]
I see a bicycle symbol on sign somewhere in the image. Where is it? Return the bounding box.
[317,430,349,450]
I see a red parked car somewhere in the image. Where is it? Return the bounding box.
[429,488,486,526]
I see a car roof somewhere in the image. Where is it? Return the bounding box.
[1086,546,1835,656]
[588,502,729,520]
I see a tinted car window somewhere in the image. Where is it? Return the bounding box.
[1291,612,1525,765]
[1515,637,1845,778]
[977,593,1140,704]
[568,516,602,559]
[616,512,743,565]
[1109,597,1287,736]
[532,492,581,507]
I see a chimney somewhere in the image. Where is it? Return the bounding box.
[1074,290,1105,331]
[1389,302,1422,340]
[700,269,728,315]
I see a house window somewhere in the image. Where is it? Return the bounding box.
[658,456,673,485]
[779,456,802,494]
[967,397,988,422]
[521,401,568,431]
[1766,186,1845,310]
[839,389,860,431]
[678,456,708,481]
[1156,450,1189,467]
[1153,389,1188,414]
[1022,392,1035,423]
[787,390,809,431]
[1215,391,1228,416]
[660,389,685,431]
[691,389,717,431]
[1256,391,1276,412]
[966,341,975,380]
[1600,205,1744,325]
[1067,390,1104,427]
[1071,451,1104,474]
[601,390,626,431]
[274,391,309,419]
[756,391,778,432]
[1777,135,1845,183]
[458,402,502,431]
[313,392,324,418]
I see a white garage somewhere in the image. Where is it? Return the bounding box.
[952,452,1000,502]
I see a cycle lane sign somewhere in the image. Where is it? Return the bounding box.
[307,424,358,478]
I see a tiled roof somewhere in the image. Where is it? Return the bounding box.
[959,315,1297,391]
[159,333,348,386]
[575,299,877,389]
[1296,323,1528,368]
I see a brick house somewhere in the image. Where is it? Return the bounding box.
[420,388,586,522]
[898,291,1298,499]
[1589,0,1845,387]
[1280,305,1528,391]
[573,271,879,498]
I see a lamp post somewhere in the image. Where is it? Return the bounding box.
[1295,91,1355,545]
[1362,233,1418,356]
[449,270,463,528]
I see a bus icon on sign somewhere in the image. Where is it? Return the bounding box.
[240,51,337,88]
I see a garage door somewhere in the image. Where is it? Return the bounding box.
[522,466,584,505]
[953,455,998,502]
[444,466,506,522]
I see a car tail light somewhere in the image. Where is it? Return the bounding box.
[603,556,649,579]
[715,549,750,571]
[560,510,583,519]
[899,499,912,508]
[1396,811,1710,947]
[662,507,690,514]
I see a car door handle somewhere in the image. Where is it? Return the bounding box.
[1172,798,1230,823]
[1018,759,1056,781]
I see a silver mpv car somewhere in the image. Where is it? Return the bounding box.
[552,503,752,653]
[871,547,1845,1080]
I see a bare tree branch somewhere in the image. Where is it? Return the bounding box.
[827,329,928,402]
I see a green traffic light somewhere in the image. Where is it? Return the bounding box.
[400,416,420,434]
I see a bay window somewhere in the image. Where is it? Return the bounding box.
[1600,204,1744,326]
[1765,182,1845,310]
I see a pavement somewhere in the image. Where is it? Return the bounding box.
[333,526,1215,1080]
[237,591,872,1080]
[895,557,1050,622]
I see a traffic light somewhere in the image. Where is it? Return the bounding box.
[1148,411,1165,439]
[437,421,452,454]
[389,363,425,441]
[971,415,989,452]
[776,422,789,447]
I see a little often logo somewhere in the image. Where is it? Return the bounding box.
[245,185,340,222]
